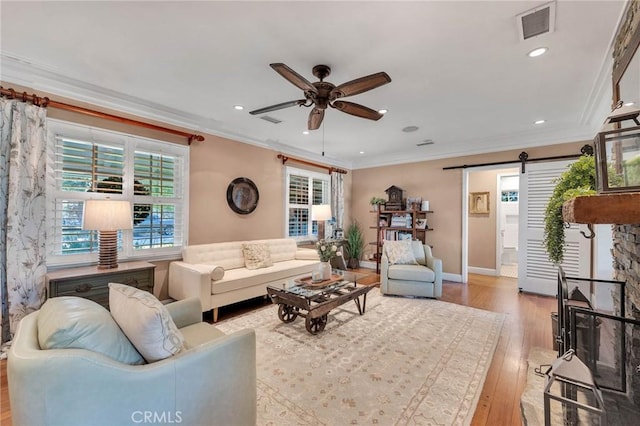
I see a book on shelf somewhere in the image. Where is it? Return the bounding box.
[383,230,413,241]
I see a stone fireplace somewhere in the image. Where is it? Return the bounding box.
[612,224,640,404]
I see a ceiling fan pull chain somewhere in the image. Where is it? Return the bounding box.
[322,123,325,157]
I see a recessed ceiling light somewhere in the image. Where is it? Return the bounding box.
[233,105,244,110]
[402,126,419,133]
[534,119,545,125]
[624,102,636,106]
[359,151,365,154]
[302,131,309,135]
[378,109,388,114]
[527,47,548,58]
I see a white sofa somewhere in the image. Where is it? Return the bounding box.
[169,238,320,321]
[8,297,256,426]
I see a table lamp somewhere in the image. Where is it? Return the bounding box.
[83,199,133,269]
[312,204,332,240]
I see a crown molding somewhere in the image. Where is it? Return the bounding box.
[1,52,354,170]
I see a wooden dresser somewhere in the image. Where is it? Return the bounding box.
[46,261,156,310]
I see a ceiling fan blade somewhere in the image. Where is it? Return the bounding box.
[249,99,306,115]
[332,72,391,98]
[332,101,383,121]
[270,63,318,94]
[308,107,325,130]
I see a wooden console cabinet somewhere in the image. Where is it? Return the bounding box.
[46,261,156,310]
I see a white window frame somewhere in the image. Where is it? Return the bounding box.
[46,119,189,267]
[284,166,331,241]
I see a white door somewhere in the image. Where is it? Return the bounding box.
[518,160,591,295]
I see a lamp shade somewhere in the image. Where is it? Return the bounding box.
[83,200,133,231]
[311,204,332,221]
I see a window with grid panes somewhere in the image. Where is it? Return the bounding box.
[285,166,330,240]
[46,119,188,266]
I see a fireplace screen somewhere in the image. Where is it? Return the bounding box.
[556,267,630,392]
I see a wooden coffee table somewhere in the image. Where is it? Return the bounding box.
[267,270,373,334]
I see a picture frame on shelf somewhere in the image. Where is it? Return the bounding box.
[406,196,422,211]
[415,218,427,229]
[469,191,490,214]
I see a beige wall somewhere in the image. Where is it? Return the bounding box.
[468,169,499,269]
[352,142,588,277]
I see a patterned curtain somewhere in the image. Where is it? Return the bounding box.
[331,171,344,234]
[0,98,48,346]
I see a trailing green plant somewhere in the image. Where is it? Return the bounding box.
[369,196,386,205]
[543,155,596,264]
[343,220,365,263]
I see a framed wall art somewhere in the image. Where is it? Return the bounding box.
[227,177,259,214]
[469,191,490,214]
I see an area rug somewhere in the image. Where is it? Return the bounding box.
[216,288,505,425]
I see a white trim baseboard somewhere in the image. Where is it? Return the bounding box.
[468,267,497,276]
[443,273,462,283]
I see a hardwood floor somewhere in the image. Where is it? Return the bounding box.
[0,272,555,426]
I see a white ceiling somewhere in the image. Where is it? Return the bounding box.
[0,1,627,169]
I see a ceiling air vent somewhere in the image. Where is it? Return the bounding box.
[417,140,434,147]
[516,1,555,41]
[260,115,282,124]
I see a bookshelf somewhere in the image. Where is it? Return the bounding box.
[369,209,433,273]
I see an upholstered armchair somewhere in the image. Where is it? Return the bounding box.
[8,297,257,426]
[380,240,443,298]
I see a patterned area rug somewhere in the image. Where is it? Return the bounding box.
[216,288,505,425]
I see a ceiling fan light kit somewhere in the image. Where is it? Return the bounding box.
[250,63,391,130]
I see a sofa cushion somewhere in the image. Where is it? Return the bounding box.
[211,259,319,294]
[37,296,145,365]
[109,283,185,363]
[182,238,299,271]
[242,243,273,270]
[183,241,246,270]
[385,241,418,265]
[387,264,436,282]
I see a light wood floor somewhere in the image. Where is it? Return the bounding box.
[0,273,556,426]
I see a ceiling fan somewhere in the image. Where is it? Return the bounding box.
[249,63,391,130]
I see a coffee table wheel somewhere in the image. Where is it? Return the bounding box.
[278,304,298,323]
[305,314,328,334]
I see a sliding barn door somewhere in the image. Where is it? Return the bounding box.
[518,160,591,295]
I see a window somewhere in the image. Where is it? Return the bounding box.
[285,167,330,241]
[46,119,188,266]
[501,190,519,202]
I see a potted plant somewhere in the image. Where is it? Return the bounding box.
[343,220,365,269]
[543,155,596,264]
[369,196,386,211]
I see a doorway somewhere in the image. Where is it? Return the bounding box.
[497,174,519,278]
[466,167,519,280]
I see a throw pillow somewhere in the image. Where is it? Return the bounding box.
[37,296,145,365]
[385,240,418,265]
[242,243,273,270]
[109,283,185,363]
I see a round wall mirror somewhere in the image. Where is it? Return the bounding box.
[226,177,259,214]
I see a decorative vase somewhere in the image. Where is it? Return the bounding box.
[319,261,332,280]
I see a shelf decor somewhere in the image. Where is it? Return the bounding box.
[594,103,640,193]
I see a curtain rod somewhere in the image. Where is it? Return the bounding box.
[442,144,594,173]
[277,154,348,174]
[0,86,205,145]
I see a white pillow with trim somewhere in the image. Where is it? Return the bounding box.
[109,283,185,363]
